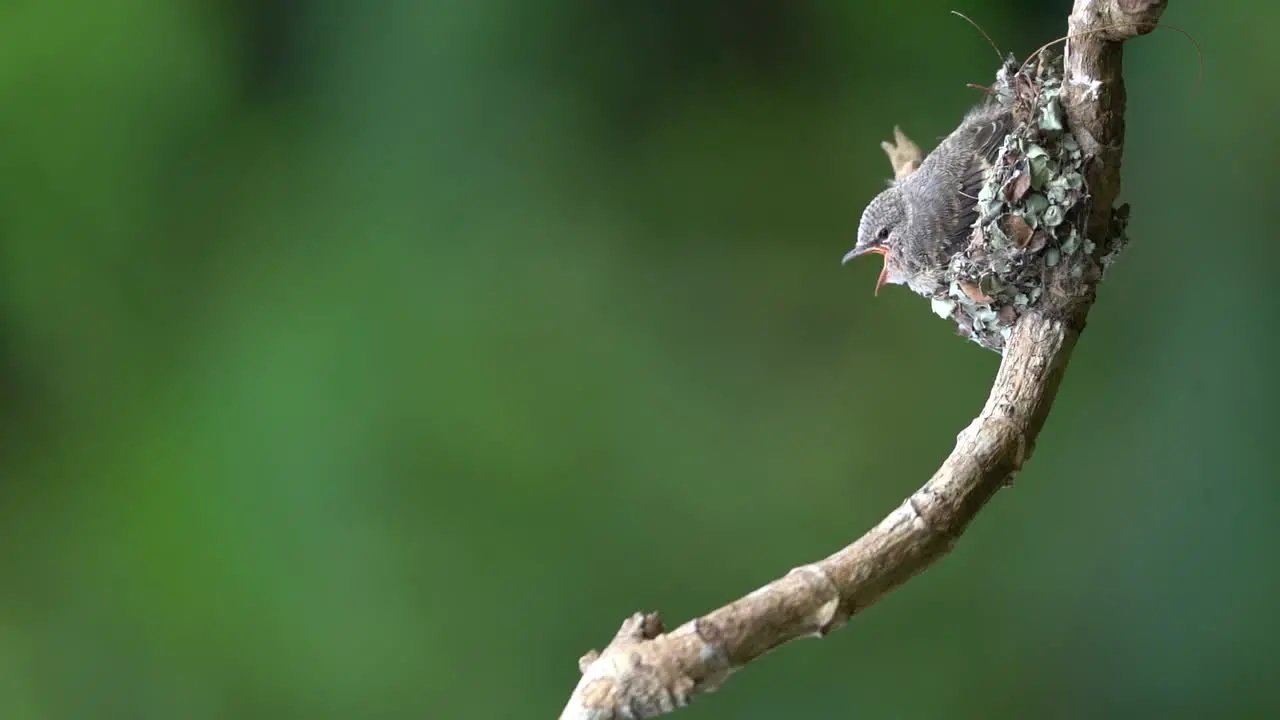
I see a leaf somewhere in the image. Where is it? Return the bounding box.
[979,274,1005,297]
[958,280,995,305]
[1015,72,1036,104]
[1004,168,1032,202]
[998,305,1018,326]
[973,306,999,329]
[1061,231,1079,255]
[1024,193,1050,218]
[1046,176,1070,204]
[972,304,1003,322]
[1028,230,1048,253]
[1039,97,1065,130]
[1005,215,1033,248]
[986,222,1008,249]
[1029,156,1053,190]
[977,182,1004,222]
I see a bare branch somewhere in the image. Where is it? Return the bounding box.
[559,2,1167,717]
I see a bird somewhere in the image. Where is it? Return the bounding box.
[843,101,1014,297]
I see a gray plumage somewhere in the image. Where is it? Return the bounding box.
[844,101,1014,296]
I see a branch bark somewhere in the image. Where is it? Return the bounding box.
[559,3,1166,717]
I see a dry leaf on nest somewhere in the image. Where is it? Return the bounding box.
[1005,215,1034,248]
[1027,230,1048,253]
[997,305,1018,326]
[958,280,995,305]
[1004,165,1032,203]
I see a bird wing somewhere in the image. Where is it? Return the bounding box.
[947,105,1013,249]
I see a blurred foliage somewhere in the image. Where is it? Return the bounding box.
[0,1,1276,718]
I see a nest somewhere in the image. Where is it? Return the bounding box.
[930,56,1130,352]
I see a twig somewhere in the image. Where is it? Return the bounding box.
[559,2,1167,717]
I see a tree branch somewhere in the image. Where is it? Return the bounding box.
[559,3,1166,717]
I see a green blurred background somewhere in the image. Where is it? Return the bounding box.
[0,1,1275,718]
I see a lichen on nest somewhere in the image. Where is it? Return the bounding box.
[930,55,1130,353]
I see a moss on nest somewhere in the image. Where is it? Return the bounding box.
[931,56,1129,352]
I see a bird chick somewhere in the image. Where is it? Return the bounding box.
[844,102,1014,296]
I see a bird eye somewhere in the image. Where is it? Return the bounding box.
[875,227,890,242]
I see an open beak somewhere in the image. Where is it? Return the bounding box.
[842,245,890,296]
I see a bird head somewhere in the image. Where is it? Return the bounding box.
[843,187,906,295]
